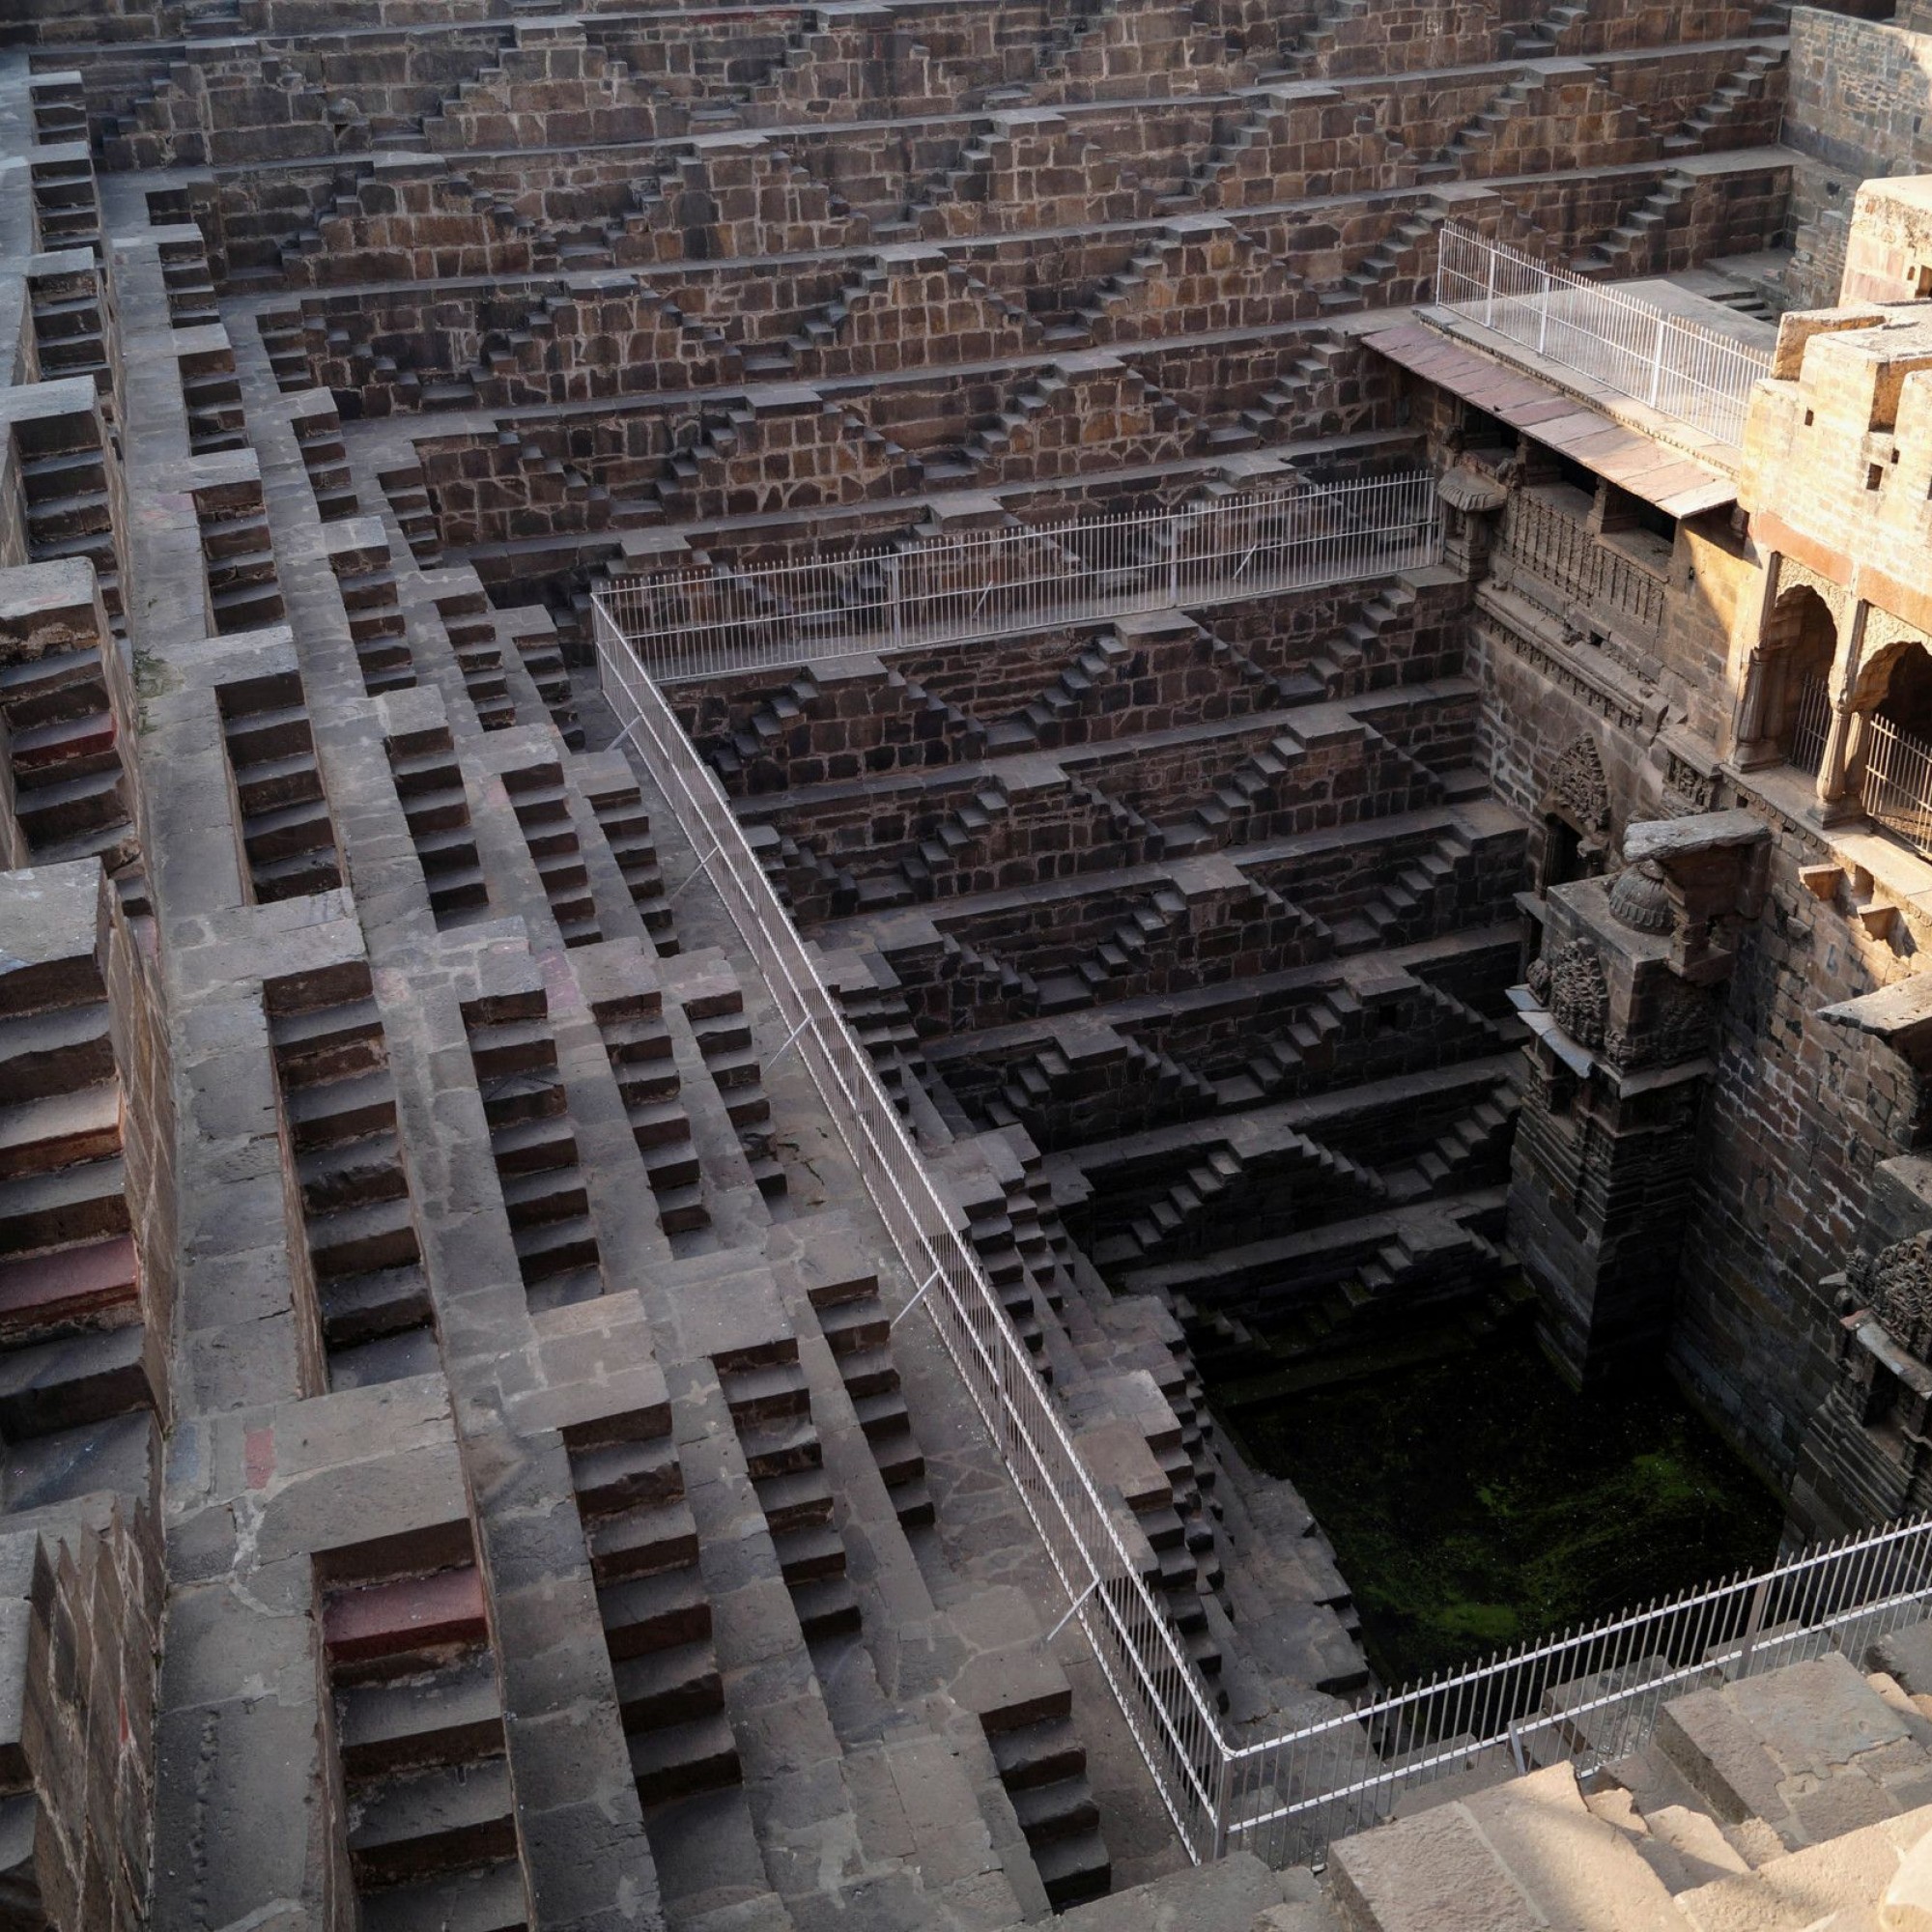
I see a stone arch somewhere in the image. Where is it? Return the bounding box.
[1755,582,1838,766]
[1540,734,1611,891]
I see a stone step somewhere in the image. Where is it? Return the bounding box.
[338,1652,506,1778]
[0,1321,152,1437]
[361,1860,527,1932]
[0,1083,121,1179]
[0,1153,128,1253]
[629,1709,741,1805]
[346,1755,518,1888]
[612,1638,724,1734]
[586,1497,699,1584]
[599,1562,712,1659]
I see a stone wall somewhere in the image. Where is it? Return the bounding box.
[1783,8,1932,308]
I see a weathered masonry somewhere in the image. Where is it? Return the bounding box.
[13,0,1932,1924]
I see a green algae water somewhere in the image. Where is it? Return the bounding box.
[1225,1311,1785,1687]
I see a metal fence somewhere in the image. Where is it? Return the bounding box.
[594,605,1932,1873]
[1436,225,1772,447]
[1222,1511,1932,1867]
[596,472,1442,682]
[591,598,1232,1862]
[1496,490,1667,637]
[1793,674,1932,859]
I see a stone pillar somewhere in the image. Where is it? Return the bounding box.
[1510,811,1769,1384]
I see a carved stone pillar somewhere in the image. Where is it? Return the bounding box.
[1509,811,1770,1383]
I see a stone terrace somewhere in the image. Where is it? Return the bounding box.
[0,0,1910,1925]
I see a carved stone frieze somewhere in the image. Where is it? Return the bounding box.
[1850,1232,1932,1362]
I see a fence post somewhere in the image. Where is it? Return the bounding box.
[1648,314,1666,409]
[888,551,904,654]
[1485,239,1498,329]
[1537,263,1551,357]
[1735,1577,1771,1679]
[1210,1743,1234,1861]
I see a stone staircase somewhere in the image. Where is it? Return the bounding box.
[216,664,345,905]
[717,1334,864,1642]
[672,951,788,1200]
[1506,0,1593,58]
[568,1400,740,1807]
[11,388,126,642]
[26,253,113,410]
[193,458,285,638]
[1662,43,1789,156]
[1421,72,1546,182]
[1573,170,1696,277]
[27,144,101,259]
[793,1240,934,1531]
[287,389,358,522]
[380,688,491,925]
[323,518,413,695]
[501,753,604,948]
[464,978,603,1304]
[0,876,151,1445]
[264,962,437,1388]
[425,568,516,731]
[0,560,140,884]
[578,941,709,1239]
[327,1562,520,1925]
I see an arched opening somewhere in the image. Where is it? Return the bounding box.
[1876,640,1932,741]
[1762,584,1838,772]
[1851,639,1932,856]
[1541,812,1585,893]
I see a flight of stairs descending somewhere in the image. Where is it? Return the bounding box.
[791,1236,934,1531]
[216,666,346,905]
[0,560,140,884]
[325,1563,521,1925]
[1573,171,1695,278]
[27,144,102,258]
[1423,72,1544,180]
[1662,43,1788,156]
[501,606,582,748]
[0,883,152,1444]
[13,390,126,640]
[567,1402,740,1806]
[717,1337,863,1641]
[26,253,113,408]
[425,569,516,732]
[193,460,285,638]
[264,963,437,1388]
[980,1680,1112,1909]
[287,389,359,522]
[380,690,490,924]
[378,463,443,564]
[672,952,786,1199]
[578,941,710,1239]
[501,753,604,948]
[578,753,672,943]
[1506,0,1593,57]
[323,519,413,696]
[463,975,602,1303]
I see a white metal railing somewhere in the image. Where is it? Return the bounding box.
[1221,1512,1932,1867]
[1860,708,1932,859]
[591,599,1232,1861]
[597,473,1441,682]
[1435,225,1772,447]
[593,606,1932,1872]
[1792,674,1932,860]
